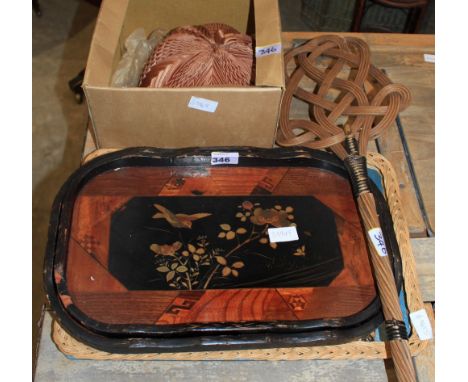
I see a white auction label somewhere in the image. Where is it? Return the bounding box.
[255,43,282,57]
[211,152,239,165]
[188,96,218,113]
[410,309,433,340]
[424,54,435,63]
[368,228,388,257]
[268,227,299,243]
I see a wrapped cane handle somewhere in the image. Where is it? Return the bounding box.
[357,192,416,382]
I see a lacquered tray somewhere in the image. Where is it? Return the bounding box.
[44,147,402,353]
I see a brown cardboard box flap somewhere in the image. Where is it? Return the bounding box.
[254,0,284,88]
[84,0,128,87]
[120,0,251,42]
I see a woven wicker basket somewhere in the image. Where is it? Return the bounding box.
[51,151,430,361]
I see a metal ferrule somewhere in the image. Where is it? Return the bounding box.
[345,135,359,155]
[384,319,409,341]
[343,154,370,196]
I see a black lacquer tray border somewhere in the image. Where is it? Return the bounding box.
[44,146,403,353]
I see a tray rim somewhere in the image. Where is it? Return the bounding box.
[44,146,403,353]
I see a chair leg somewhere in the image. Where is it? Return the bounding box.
[68,69,86,104]
[351,0,367,32]
[33,0,42,17]
[412,3,429,33]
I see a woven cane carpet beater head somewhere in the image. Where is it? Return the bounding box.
[278,35,411,160]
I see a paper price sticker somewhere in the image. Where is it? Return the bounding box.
[268,227,299,243]
[410,309,433,340]
[188,96,218,113]
[255,43,282,57]
[211,152,239,165]
[423,54,435,63]
[368,228,388,257]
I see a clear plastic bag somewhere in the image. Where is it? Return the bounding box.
[111,28,166,87]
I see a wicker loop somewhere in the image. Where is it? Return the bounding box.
[277,35,411,159]
[385,320,409,341]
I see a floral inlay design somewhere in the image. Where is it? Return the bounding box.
[150,201,306,290]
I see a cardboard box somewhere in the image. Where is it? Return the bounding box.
[83,0,284,148]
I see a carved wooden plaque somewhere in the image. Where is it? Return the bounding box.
[44,147,402,353]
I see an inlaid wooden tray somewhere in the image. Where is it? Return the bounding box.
[44,147,402,353]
